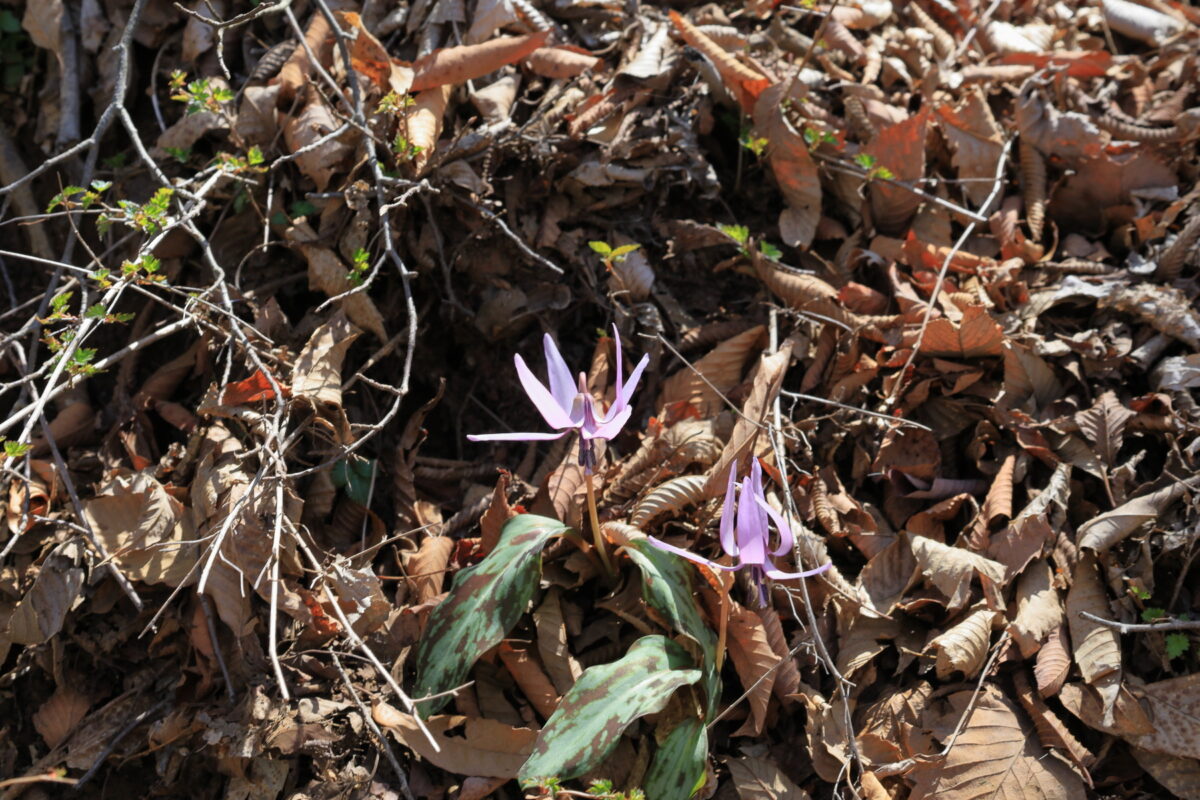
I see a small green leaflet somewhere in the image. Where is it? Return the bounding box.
[412,514,566,716]
[519,635,701,783]
[643,717,707,800]
[1165,632,1190,659]
[623,538,720,717]
[331,458,375,505]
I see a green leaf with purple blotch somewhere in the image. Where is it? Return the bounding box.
[412,514,566,716]
[644,717,708,800]
[623,537,720,717]
[519,635,701,783]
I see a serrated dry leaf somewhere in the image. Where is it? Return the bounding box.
[658,325,764,417]
[909,534,1006,615]
[800,688,852,782]
[403,84,452,174]
[292,312,361,410]
[297,244,388,342]
[282,93,353,191]
[928,605,997,679]
[1011,670,1094,775]
[1060,674,1200,760]
[630,475,708,528]
[906,305,1006,359]
[727,603,778,737]
[1008,560,1063,657]
[1065,552,1121,726]
[524,46,601,79]
[498,642,560,720]
[84,473,196,587]
[757,606,800,701]
[6,540,85,645]
[669,10,770,112]
[723,755,811,799]
[405,536,454,605]
[935,90,1004,207]
[909,686,1086,800]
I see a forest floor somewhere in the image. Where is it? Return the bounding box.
[1,0,1200,798]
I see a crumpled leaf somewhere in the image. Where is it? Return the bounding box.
[1065,553,1122,726]
[909,534,1006,615]
[374,704,536,778]
[1077,478,1196,552]
[754,84,821,249]
[723,755,811,799]
[411,32,549,91]
[927,605,998,679]
[282,93,353,191]
[6,540,85,645]
[296,244,388,342]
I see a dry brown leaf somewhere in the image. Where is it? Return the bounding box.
[533,587,582,695]
[373,703,536,778]
[1060,674,1200,760]
[935,90,1004,207]
[629,475,708,528]
[1008,560,1063,657]
[909,534,1006,615]
[30,399,94,456]
[277,13,333,103]
[1034,624,1071,698]
[84,473,196,587]
[6,540,85,645]
[909,686,1086,800]
[297,244,388,342]
[323,562,390,636]
[723,755,811,799]
[1074,391,1134,467]
[1130,747,1200,800]
[856,680,934,765]
[607,233,655,301]
[411,32,549,91]
[927,606,998,679]
[754,84,821,248]
[292,312,361,410]
[859,536,917,615]
[800,689,852,782]
[906,305,1006,359]
[282,93,353,191]
[1015,83,1106,164]
[1012,670,1094,776]
[726,603,778,737]
[837,613,900,677]
[668,10,770,113]
[32,684,91,749]
[479,471,515,556]
[1065,552,1121,725]
[524,46,601,79]
[1100,282,1200,350]
[405,536,454,606]
[865,109,929,234]
[757,606,800,701]
[498,642,561,720]
[337,11,413,94]
[658,325,765,416]
[1077,478,1196,552]
[703,339,794,498]
[403,84,452,174]
[1003,344,1062,412]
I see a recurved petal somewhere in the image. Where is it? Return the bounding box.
[467,431,569,441]
[753,492,795,558]
[587,403,632,440]
[515,353,576,430]
[645,536,743,571]
[720,462,739,557]
[736,477,768,565]
[543,334,577,409]
[765,561,832,580]
[613,351,650,413]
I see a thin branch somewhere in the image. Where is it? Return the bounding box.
[1078,611,1200,633]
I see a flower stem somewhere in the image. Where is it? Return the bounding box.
[715,579,729,671]
[584,470,614,577]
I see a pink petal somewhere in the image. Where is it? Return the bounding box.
[719,462,738,557]
[587,404,632,440]
[543,334,577,409]
[612,352,650,414]
[645,536,743,571]
[736,477,768,565]
[514,353,576,429]
[753,493,795,558]
[611,324,625,407]
[467,431,568,441]
[765,561,832,581]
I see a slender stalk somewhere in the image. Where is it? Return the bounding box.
[715,579,729,670]
[584,470,614,576]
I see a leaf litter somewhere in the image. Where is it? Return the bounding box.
[1,0,1200,798]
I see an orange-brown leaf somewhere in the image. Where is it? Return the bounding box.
[411,32,550,92]
[668,10,770,112]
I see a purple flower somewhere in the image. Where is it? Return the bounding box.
[468,325,650,471]
[647,459,830,604]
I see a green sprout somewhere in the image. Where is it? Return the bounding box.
[2,440,31,459]
[347,248,371,286]
[853,152,895,180]
[1165,633,1191,660]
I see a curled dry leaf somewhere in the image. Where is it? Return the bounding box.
[411,32,549,91]
[338,11,413,95]
[524,46,602,80]
[935,89,1004,208]
[1060,673,1200,760]
[668,10,770,113]
[1076,478,1197,552]
[908,685,1086,800]
[533,587,582,694]
[607,233,655,301]
[1008,560,1064,657]
[658,324,764,417]
[757,606,800,701]
[405,535,455,605]
[927,605,998,679]
[32,684,91,749]
[864,109,928,235]
[6,540,84,645]
[722,755,811,799]
[908,534,1006,615]
[498,642,561,720]
[906,304,1007,359]
[403,84,452,174]
[292,312,361,411]
[276,12,333,103]
[1065,553,1121,725]
[1101,0,1186,45]
[1011,670,1095,776]
[1034,624,1071,698]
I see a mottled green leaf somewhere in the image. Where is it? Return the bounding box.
[413,514,566,716]
[519,635,701,783]
[623,538,720,716]
[644,717,708,800]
